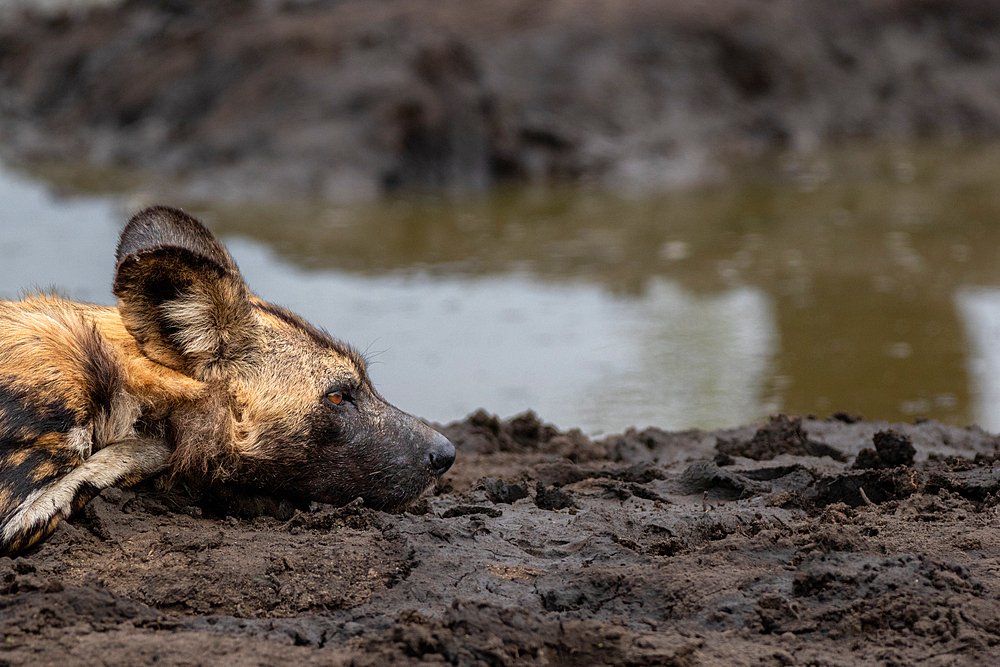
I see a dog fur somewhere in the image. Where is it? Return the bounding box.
[0,206,454,554]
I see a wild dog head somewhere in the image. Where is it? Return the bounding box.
[114,206,455,511]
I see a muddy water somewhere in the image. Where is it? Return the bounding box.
[6,142,1000,434]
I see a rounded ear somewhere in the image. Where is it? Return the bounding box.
[113,206,256,379]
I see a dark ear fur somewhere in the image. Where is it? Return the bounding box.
[113,206,255,378]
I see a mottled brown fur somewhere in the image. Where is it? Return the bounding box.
[0,206,454,554]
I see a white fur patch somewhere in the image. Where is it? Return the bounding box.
[161,294,220,356]
[65,426,92,459]
[92,394,140,449]
[1,439,171,543]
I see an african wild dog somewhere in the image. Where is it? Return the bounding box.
[0,206,455,554]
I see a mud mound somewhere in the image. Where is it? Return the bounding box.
[603,427,715,465]
[4,413,1000,665]
[442,410,606,461]
[853,429,917,470]
[808,467,922,507]
[716,414,847,462]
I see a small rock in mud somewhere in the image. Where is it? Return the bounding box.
[716,415,847,462]
[535,483,575,510]
[853,429,916,469]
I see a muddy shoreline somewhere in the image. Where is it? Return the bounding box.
[3,0,1000,199]
[2,411,1000,665]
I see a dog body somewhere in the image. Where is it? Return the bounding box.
[0,207,454,553]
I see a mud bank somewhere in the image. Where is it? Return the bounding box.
[3,0,1000,199]
[3,412,1000,665]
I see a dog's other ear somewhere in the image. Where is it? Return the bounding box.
[114,206,256,379]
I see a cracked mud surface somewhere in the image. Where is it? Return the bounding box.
[3,414,1000,665]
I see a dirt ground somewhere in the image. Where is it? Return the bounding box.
[2,411,1000,666]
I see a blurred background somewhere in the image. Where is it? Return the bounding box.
[3,0,1000,435]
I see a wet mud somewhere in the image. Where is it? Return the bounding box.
[3,412,1000,665]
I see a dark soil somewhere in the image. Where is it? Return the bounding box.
[4,411,1000,665]
[717,414,848,463]
[853,429,917,470]
[4,0,1000,198]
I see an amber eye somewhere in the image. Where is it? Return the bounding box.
[327,391,344,406]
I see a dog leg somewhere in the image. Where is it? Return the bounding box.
[0,438,170,554]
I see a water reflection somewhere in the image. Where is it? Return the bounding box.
[956,289,1000,433]
[11,142,1000,431]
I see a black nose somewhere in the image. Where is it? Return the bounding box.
[427,432,456,476]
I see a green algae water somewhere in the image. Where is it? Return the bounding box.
[7,142,1000,434]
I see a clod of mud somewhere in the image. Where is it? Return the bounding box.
[283,497,385,531]
[532,461,592,488]
[716,414,847,462]
[853,429,916,470]
[601,462,666,484]
[808,467,922,507]
[534,483,575,510]
[0,579,162,632]
[677,461,772,498]
[829,411,865,424]
[603,427,711,465]
[441,505,503,518]
[442,410,606,461]
[924,466,1000,503]
[532,460,666,489]
[476,478,529,504]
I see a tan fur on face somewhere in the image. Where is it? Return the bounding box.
[165,307,365,484]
